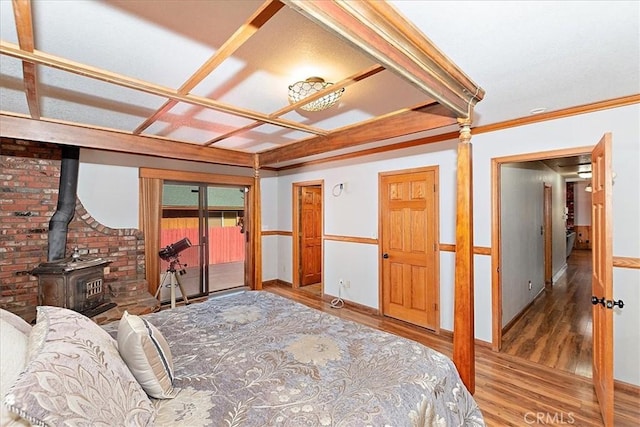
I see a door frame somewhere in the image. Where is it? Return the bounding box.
[140,168,256,295]
[292,180,324,289]
[543,183,553,288]
[491,146,594,351]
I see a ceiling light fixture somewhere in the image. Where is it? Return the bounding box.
[288,77,345,112]
[577,171,592,179]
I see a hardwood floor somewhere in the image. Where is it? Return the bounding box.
[263,282,640,426]
[502,249,593,377]
[157,261,244,302]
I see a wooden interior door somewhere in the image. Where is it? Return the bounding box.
[591,133,614,426]
[300,186,322,286]
[381,168,438,330]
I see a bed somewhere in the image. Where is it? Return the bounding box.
[2,291,485,426]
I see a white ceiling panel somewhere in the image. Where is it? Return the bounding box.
[390,0,640,126]
[144,105,252,145]
[0,55,29,116]
[36,65,165,111]
[213,69,294,115]
[37,66,166,130]
[0,0,17,43]
[212,123,314,151]
[32,0,216,89]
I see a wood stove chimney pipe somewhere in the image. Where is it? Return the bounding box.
[48,145,80,261]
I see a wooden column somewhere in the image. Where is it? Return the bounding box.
[453,118,475,394]
[252,155,263,290]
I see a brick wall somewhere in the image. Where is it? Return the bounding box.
[1,137,149,322]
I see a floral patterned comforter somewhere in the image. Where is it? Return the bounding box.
[107,291,485,426]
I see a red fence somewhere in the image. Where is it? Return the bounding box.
[160,227,245,269]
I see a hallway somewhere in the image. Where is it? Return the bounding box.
[501,249,593,377]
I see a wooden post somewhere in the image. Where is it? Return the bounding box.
[453,118,475,394]
[253,155,263,290]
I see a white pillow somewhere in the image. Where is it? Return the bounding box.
[0,318,30,427]
[0,309,31,336]
[118,311,177,399]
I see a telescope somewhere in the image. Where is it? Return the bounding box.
[158,237,192,261]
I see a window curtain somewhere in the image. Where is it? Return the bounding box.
[139,177,162,297]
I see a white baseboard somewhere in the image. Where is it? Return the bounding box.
[552,263,568,283]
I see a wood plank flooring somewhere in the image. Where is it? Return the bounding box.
[157,261,244,302]
[502,249,593,377]
[264,281,640,426]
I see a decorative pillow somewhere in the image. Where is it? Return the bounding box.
[117,311,177,399]
[0,318,30,427]
[3,306,155,426]
[0,309,31,336]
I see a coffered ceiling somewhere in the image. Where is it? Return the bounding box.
[1,1,638,169]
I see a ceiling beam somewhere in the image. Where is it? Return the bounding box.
[0,40,327,136]
[0,113,254,167]
[205,64,387,146]
[259,101,457,166]
[134,0,285,134]
[11,0,40,119]
[283,0,484,119]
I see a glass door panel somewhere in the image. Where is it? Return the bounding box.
[159,183,246,304]
[159,183,204,303]
[206,186,246,293]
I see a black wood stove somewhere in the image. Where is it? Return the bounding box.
[31,252,115,317]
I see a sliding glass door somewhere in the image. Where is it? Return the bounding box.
[158,182,246,303]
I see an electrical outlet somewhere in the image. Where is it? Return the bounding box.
[528,281,532,290]
[344,280,350,289]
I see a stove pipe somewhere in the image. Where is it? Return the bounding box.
[48,146,80,262]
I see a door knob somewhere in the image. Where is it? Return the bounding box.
[607,299,624,309]
[382,253,389,259]
[592,295,624,309]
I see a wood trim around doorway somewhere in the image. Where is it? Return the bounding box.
[139,167,258,292]
[291,180,324,288]
[491,146,594,351]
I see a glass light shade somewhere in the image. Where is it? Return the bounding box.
[585,183,593,192]
[288,77,345,112]
[577,171,592,179]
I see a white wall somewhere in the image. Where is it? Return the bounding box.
[500,162,566,327]
[260,177,279,282]
[465,105,639,385]
[77,149,256,229]
[268,140,459,317]
[573,180,592,225]
[261,103,640,385]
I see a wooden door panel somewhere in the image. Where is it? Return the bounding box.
[301,186,322,286]
[389,262,404,305]
[381,169,438,330]
[410,209,426,252]
[591,133,613,426]
[410,265,427,310]
[389,209,404,250]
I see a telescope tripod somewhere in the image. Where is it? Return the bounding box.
[154,259,190,309]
